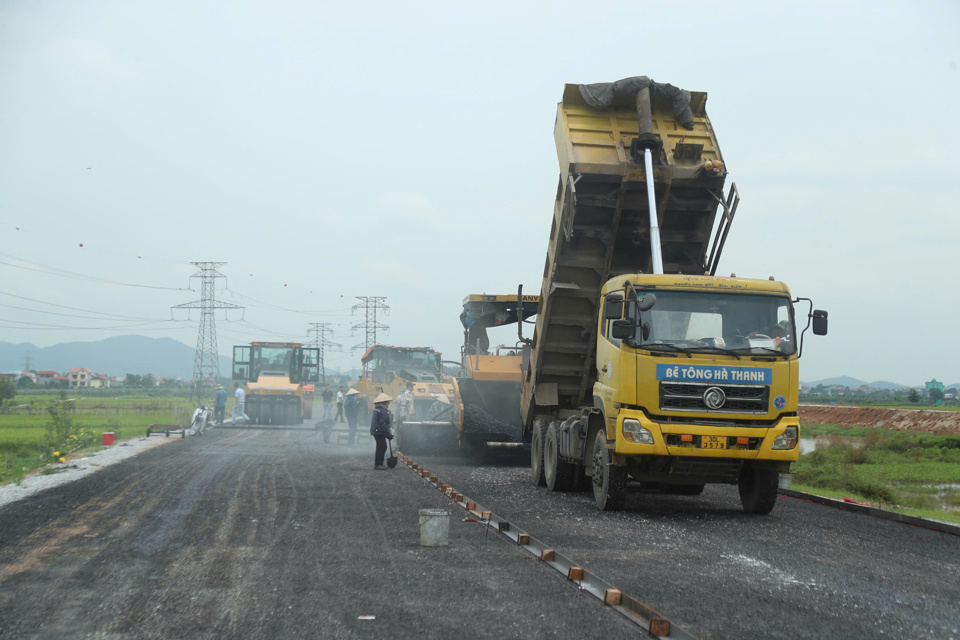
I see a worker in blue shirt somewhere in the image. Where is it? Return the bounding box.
[213,384,227,425]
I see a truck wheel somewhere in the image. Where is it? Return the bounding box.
[738,466,779,514]
[592,429,627,511]
[530,419,547,486]
[544,422,574,491]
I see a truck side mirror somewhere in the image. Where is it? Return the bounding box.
[637,294,657,312]
[812,310,828,335]
[603,296,624,320]
[611,320,636,340]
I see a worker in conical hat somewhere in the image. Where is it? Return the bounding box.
[370,393,393,469]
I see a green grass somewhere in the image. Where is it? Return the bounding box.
[793,426,960,525]
[0,395,197,484]
[800,423,872,438]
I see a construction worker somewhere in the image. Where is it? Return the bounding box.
[232,382,250,424]
[395,381,416,422]
[369,393,393,470]
[335,386,346,423]
[213,384,227,425]
[344,388,361,446]
[321,384,334,421]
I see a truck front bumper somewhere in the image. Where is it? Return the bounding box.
[613,409,800,463]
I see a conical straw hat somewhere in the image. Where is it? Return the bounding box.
[373,393,392,404]
[345,388,359,396]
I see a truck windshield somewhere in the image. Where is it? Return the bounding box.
[627,291,796,356]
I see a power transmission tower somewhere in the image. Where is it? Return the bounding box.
[171,262,243,403]
[308,322,341,385]
[351,297,389,368]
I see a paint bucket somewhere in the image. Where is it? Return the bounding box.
[102,432,115,445]
[418,509,449,547]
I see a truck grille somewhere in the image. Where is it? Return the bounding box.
[660,381,769,414]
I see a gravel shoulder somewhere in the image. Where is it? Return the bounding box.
[0,435,177,510]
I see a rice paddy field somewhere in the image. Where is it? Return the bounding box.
[0,394,199,483]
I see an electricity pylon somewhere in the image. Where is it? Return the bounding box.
[351,297,389,372]
[171,262,243,403]
[308,322,341,385]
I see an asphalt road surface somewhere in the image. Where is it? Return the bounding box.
[415,448,960,640]
[0,429,638,640]
[1,429,958,640]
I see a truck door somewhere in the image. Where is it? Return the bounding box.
[596,296,624,418]
[232,346,252,381]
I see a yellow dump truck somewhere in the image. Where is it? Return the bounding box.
[231,342,320,425]
[524,78,827,513]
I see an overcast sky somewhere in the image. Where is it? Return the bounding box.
[1,1,958,385]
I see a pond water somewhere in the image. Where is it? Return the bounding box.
[799,436,862,454]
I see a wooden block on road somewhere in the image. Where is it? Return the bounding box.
[650,619,671,637]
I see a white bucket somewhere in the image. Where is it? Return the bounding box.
[418,509,450,547]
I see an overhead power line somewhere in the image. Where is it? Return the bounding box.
[0,254,190,291]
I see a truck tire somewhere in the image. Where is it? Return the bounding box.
[592,429,627,511]
[530,419,547,486]
[544,422,574,491]
[738,466,779,514]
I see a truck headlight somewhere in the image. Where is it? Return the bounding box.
[772,426,798,450]
[622,419,654,444]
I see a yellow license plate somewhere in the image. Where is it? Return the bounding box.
[701,436,727,450]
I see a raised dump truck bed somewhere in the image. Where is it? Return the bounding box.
[521,81,735,431]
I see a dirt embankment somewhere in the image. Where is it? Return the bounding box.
[800,405,960,436]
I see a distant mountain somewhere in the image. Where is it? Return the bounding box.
[802,376,868,388]
[0,335,231,379]
[801,377,910,390]
[867,380,909,390]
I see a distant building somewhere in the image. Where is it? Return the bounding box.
[88,374,111,389]
[35,371,59,385]
[925,379,945,393]
[69,367,95,388]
